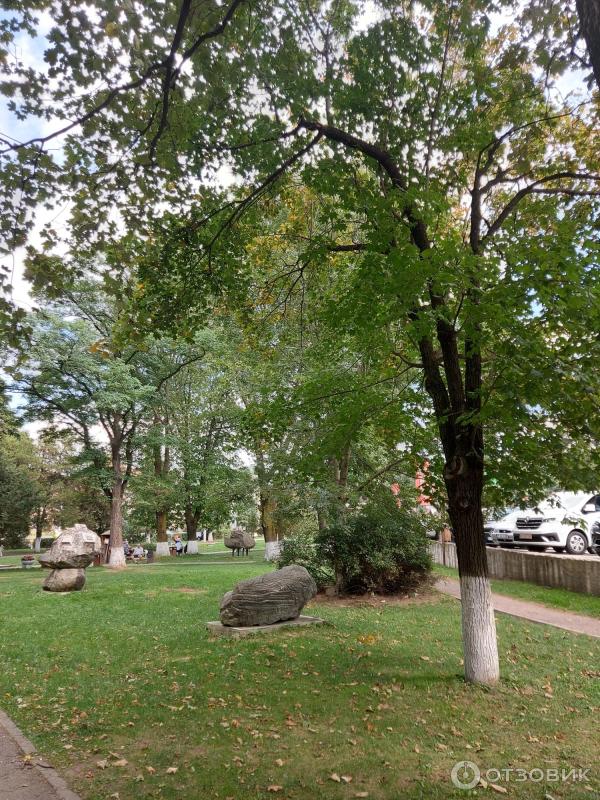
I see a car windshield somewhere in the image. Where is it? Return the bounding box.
[534,493,589,513]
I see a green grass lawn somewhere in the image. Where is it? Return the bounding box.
[0,562,598,800]
[433,563,600,619]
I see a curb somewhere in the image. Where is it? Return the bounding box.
[0,708,81,800]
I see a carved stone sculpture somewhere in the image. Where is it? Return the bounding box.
[224,529,256,556]
[42,568,86,592]
[220,565,317,626]
[39,524,102,592]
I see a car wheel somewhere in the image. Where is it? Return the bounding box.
[565,530,588,555]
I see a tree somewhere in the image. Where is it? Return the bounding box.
[0,433,41,548]
[162,334,256,542]
[11,278,204,566]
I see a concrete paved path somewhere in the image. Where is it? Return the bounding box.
[436,577,600,638]
[0,709,80,800]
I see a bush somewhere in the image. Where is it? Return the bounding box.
[277,527,333,590]
[316,499,432,595]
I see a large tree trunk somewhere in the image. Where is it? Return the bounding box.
[155,509,169,556]
[261,492,282,560]
[420,324,499,685]
[108,443,126,568]
[154,415,171,556]
[184,505,198,540]
[255,441,283,560]
[33,509,45,552]
[445,463,499,686]
[576,0,600,89]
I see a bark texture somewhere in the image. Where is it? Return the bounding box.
[576,0,600,89]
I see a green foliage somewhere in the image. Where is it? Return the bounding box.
[316,496,432,595]
[277,518,334,590]
[0,434,41,547]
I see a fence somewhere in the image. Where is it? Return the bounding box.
[430,541,600,596]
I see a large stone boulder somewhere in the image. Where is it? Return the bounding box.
[224,529,255,552]
[220,565,317,627]
[39,524,101,570]
[43,568,86,592]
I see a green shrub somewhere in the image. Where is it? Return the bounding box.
[277,527,333,590]
[316,498,432,595]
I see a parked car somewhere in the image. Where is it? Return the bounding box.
[484,509,520,547]
[493,492,600,554]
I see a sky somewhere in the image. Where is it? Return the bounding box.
[1,9,57,313]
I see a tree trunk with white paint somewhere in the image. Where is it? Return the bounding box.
[264,540,284,561]
[446,470,499,686]
[107,443,126,568]
[156,508,168,553]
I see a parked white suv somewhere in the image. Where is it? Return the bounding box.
[489,492,600,554]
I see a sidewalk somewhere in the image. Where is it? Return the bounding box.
[0,709,80,800]
[436,577,600,638]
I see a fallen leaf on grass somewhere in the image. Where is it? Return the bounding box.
[490,784,508,794]
[145,766,156,774]
[267,786,283,792]
[95,759,108,769]
[341,775,353,783]
[166,766,178,774]
[330,773,341,782]
[354,793,369,798]
[113,759,128,767]
[275,759,284,767]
